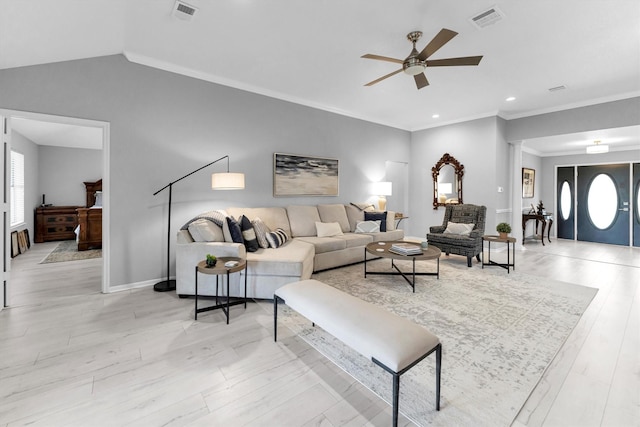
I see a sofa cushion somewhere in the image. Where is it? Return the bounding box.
[287,205,321,237]
[336,233,373,248]
[315,222,344,237]
[366,229,405,242]
[187,219,224,242]
[245,239,314,277]
[317,204,351,233]
[240,215,259,252]
[295,236,347,254]
[365,211,387,232]
[251,217,271,249]
[345,204,365,232]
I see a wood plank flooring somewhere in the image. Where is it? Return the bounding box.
[0,240,638,426]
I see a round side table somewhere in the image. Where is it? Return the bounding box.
[194,257,247,324]
[481,235,516,273]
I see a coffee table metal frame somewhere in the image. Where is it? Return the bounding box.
[194,257,247,324]
[364,241,441,293]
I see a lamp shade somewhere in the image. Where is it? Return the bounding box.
[212,172,245,190]
[372,181,392,196]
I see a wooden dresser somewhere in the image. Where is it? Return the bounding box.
[34,206,81,243]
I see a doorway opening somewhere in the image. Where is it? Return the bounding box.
[1,109,110,302]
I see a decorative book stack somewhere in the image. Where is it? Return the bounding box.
[389,242,423,256]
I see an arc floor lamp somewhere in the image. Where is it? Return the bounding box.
[153,155,245,292]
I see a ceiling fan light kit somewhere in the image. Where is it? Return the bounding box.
[362,28,483,90]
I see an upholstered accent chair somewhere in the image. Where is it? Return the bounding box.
[427,204,487,267]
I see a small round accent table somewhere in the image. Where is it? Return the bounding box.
[482,235,516,273]
[194,257,247,324]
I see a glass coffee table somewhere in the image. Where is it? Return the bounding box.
[364,241,441,292]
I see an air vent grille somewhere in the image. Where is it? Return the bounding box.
[173,1,197,21]
[548,85,567,92]
[469,6,505,29]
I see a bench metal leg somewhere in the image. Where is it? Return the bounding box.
[435,343,441,411]
[392,373,400,427]
[273,295,282,342]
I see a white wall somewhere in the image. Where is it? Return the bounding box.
[0,54,411,288]
[38,145,102,206]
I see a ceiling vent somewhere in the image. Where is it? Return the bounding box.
[469,6,505,29]
[548,85,567,92]
[172,1,197,21]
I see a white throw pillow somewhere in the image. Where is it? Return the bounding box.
[315,221,344,237]
[443,222,475,236]
[355,220,381,233]
[188,219,224,242]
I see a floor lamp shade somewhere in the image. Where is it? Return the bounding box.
[212,172,245,190]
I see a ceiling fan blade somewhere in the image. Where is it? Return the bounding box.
[414,73,429,89]
[417,28,458,61]
[364,68,403,86]
[426,56,483,67]
[361,54,404,64]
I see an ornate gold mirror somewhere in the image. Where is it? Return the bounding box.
[432,153,464,209]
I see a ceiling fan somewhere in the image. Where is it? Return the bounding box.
[361,29,483,89]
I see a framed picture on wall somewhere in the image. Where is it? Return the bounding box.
[522,167,535,198]
[273,153,339,196]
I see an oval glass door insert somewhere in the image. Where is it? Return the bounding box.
[587,173,618,229]
[560,181,572,220]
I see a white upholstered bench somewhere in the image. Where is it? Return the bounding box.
[274,279,441,427]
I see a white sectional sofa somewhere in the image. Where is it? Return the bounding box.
[176,204,404,299]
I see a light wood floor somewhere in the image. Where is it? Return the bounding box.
[0,240,638,426]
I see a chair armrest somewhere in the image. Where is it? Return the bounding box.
[429,225,445,234]
[469,229,483,239]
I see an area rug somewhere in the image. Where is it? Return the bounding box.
[277,259,597,426]
[40,240,101,264]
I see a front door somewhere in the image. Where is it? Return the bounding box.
[556,166,575,239]
[577,164,630,246]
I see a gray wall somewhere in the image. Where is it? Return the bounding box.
[410,116,503,239]
[38,145,102,206]
[9,131,39,242]
[0,55,410,288]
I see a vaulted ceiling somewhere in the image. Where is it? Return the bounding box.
[1,0,639,152]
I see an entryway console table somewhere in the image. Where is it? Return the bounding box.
[522,213,553,245]
[482,235,516,273]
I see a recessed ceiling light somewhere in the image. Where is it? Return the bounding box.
[506,96,516,102]
[432,114,440,119]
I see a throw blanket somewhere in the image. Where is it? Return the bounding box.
[180,209,228,230]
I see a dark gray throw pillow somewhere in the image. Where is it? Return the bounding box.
[225,216,244,244]
[364,211,387,232]
[240,215,259,252]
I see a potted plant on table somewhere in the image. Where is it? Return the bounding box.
[205,254,217,268]
[496,222,512,240]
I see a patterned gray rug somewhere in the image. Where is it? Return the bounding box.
[278,259,597,426]
[40,240,101,264]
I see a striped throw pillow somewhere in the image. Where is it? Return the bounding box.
[251,217,271,249]
[266,228,289,249]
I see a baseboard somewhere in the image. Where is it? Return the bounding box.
[108,277,174,293]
